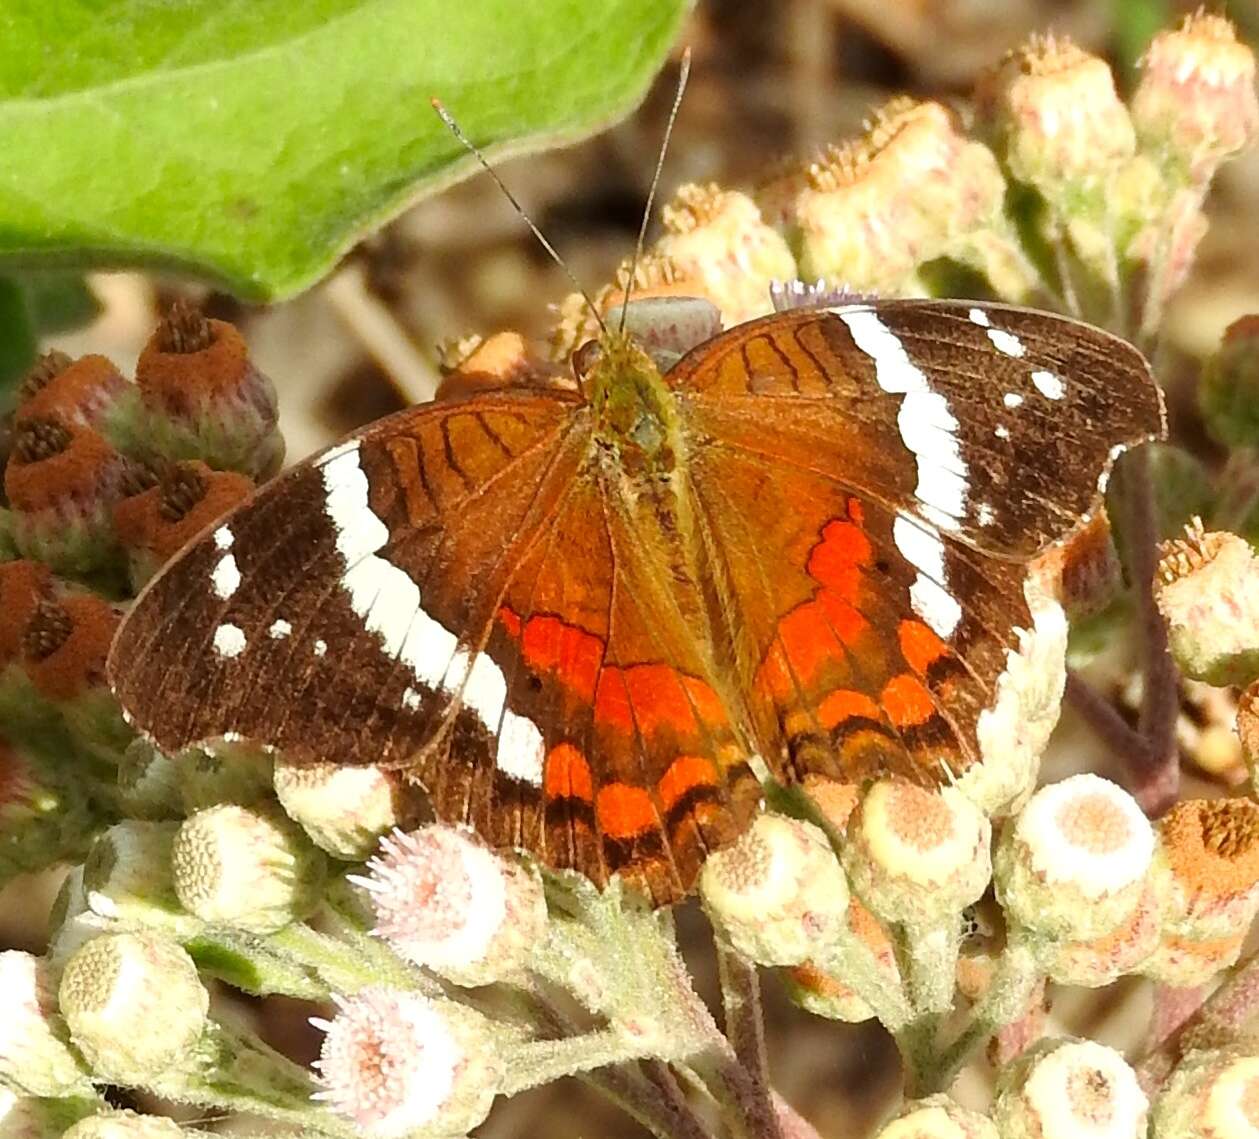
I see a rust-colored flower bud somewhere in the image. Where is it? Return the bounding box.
[4,418,129,576]
[14,353,128,434]
[0,560,53,668]
[133,300,283,479]
[113,460,253,589]
[20,594,118,703]
[1132,13,1259,182]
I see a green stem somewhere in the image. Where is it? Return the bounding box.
[929,942,1043,1092]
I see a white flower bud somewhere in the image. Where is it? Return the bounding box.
[994,1039,1148,1139]
[82,821,188,932]
[62,1110,184,1138]
[0,952,91,1096]
[874,1095,999,1139]
[843,782,991,926]
[172,803,325,933]
[274,759,416,860]
[1151,1049,1259,1139]
[58,933,208,1085]
[996,775,1154,942]
[699,814,849,967]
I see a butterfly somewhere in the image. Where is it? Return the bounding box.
[108,296,1163,904]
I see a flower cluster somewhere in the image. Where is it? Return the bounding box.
[2,12,1259,1139]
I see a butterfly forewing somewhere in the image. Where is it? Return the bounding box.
[669,300,1165,556]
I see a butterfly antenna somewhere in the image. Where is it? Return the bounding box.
[430,98,608,337]
[619,47,692,336]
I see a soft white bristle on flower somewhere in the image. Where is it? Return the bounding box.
[996,774,1154,941]
[995,1039,1149,1139]
[355,824,545,987]
[314,986,500,1137]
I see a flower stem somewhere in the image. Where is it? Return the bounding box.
[1136,951,1259,1094]
[715,942,775,1115]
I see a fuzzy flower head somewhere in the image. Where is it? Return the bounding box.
[996,774,1155,942]
[1152,797,1259,940]
[1152,1049,1259,1139]
[1156,520,1259,687]
[650,184,796,326]
[995,1039,1149,1139]
[313,987,502,1138]
[784,897,899,1023]
[1043,883,1160,988]
[699,813,849,967]
[356,824,546,987]
[874,1095,999,1139]
[963,577,1067,816]
[0,951,92,1097]
[777,98,1005,292]
[1133,13,1259,182]
[976,34,1135,195]
[842,781,991,926]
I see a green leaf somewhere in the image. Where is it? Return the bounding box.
[0,0,690,301]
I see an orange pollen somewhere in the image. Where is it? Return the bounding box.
[1162,799,1259,897]
[596,783,657,841]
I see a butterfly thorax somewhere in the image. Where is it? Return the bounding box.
[584,333,683,482]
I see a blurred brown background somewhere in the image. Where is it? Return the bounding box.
[6,1,1259,1135]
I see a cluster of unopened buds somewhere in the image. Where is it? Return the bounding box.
[3,12,1259,1139]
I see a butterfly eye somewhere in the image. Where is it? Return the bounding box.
[571,339,603,381]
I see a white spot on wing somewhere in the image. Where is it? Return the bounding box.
[401,686,423,710]
[1003,392,1023,409]
[313,639,327,657]
[213,526,233,550]
[497,711,545,786]
[893,513,962,638]
[995,424,1010,440]
[987,328,1026,357]
[967,307,991,327]
[1031,369,1065,400]
[320,440,459,688]
[211,553,240,600]
[213,623,247,658]
[977,502,996,527]
[268,619,292,639]
[837,307,969,530]
[459,651,507,728]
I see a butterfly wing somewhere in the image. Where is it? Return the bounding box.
[670,300,1163,785]
[109,386,757,903]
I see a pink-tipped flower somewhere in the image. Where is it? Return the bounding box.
[313,986,502,1138]
[1156,521,1259,687]
[356,824,546,986]
[699,813,849,967]
[1132,13,1259,183]
[994,1038,1148,1139]
[1152,1048,1259,1139]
